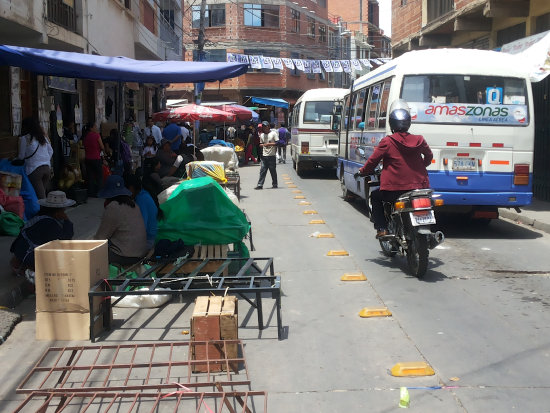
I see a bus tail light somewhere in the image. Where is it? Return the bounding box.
[513,164,529,185]
[443,158,448,166]
[478,159,482,167]
[301,142,309,154]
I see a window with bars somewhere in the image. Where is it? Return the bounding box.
[244,4,279,27]
[307,17,315,38]
[318,24,327,43]
[427,0,454,22]
[192,4,226,28]
[291,9,300,33]
[192,49,227,62]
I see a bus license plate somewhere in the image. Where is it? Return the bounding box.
[452,158,476,171]
[410,210,436,226]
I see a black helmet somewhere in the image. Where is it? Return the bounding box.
[388,99,411,133]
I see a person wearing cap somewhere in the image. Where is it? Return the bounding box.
[162,118,183,153]
[254,121,279,189]
[94,175,148,266]
[10,191,75,289]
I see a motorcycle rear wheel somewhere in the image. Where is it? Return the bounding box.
[406,234,429,278]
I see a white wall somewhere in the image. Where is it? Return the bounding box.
[85,0,136,57]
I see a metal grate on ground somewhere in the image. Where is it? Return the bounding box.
[12,389,267,412]
[17,341,250,394]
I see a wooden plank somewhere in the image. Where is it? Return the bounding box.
[220,296,238,371]
[192,296,210,317]
[208,296,223,316]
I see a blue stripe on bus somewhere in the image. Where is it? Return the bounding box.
[338,159,533,207]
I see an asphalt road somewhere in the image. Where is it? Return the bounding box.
[0,162,549,412]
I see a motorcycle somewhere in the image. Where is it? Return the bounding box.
[363,171,445,278]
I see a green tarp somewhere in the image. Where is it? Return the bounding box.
[157,177,250,246]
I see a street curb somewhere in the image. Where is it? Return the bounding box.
[499,209,550,235]
[0,308,22,345]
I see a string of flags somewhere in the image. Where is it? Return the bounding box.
[226,53,391,73]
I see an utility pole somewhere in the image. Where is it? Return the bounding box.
[194,0,207,144]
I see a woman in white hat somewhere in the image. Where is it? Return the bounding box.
[10,191,75,291]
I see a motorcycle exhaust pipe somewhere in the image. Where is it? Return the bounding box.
[429,231,445,249]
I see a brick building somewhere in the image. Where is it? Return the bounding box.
[391,0,550,200]
[328,0,391,71]
[173,0,339,109]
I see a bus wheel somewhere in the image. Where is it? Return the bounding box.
[296,160,304,177]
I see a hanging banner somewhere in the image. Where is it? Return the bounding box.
[249,55,262,69]
[261,56,274,69]
[282,58,295,69]
[360,59,373,68]
[272,57,284,70]
[351,59,362,71]
[321,60,333,72]
[303,60,312,73]
[237,54,250,64]
[341,60,352,73]
[293,59,305,71]
[331,60,343,72]
[227,53,237,63]
[312,60,322,73]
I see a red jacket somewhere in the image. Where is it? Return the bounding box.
[359,132,433,191]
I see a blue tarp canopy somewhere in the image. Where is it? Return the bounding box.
[0,45,249,83]
[250,97,289,109]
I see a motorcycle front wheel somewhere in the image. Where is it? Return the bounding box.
[406,234,429,278]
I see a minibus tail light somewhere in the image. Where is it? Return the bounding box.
[513,164,529,185]
[394,201,405,210]
[301,142,309,154]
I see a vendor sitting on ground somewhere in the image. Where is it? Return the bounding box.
[156,138,185,187]
[10,191,75,289]
[94,175,148,266]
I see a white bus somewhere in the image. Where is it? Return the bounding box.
[289,88,348,176]
[337,48,534,220]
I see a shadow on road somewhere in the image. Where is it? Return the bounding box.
[367,255,448,283]
[293,168,338,180]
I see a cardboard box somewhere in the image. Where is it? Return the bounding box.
[191,296,238,372]
[35,240,108,313]
[34,240,109,340]
[36,308,111,341]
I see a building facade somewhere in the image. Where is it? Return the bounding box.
[391,0,550,200]
[0,0,183,185]
[176,0,341,110]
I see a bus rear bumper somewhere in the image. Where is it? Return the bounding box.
[434,191,532,207]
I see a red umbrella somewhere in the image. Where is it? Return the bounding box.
[212,104,256,121]
[152,104,236,123]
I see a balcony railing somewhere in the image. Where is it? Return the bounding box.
[47,0,77,32]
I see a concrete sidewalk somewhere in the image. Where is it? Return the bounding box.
[0,191,548,343]
[498,198,550,234]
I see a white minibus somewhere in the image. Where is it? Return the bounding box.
[289,88,348,176]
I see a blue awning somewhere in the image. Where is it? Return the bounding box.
[0,45,248,83]
[250,97,289,109]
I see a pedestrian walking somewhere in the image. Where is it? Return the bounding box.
[277,123,289,164]
[254,121,279,189]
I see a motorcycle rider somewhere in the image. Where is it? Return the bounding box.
[356,99,433,238]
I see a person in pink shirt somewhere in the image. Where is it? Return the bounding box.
[82,122,105,197]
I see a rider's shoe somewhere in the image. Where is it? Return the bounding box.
[376,229,388,239]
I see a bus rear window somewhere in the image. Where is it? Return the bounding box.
[304,101,335,124]
[401,75,529,125]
